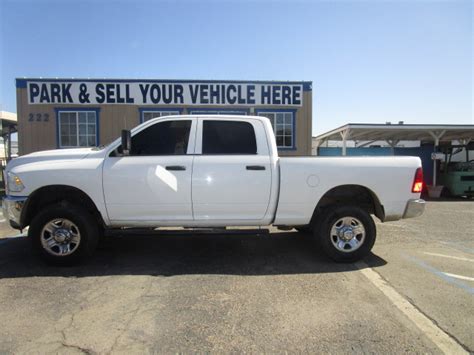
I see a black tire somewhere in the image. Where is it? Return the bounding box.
[29,203,100,265]
[315,205,376,263]
[441,186,452,198]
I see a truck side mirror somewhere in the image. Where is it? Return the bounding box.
[121,130,132,156]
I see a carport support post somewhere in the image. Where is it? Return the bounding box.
[7,126,12,161]
[459,138,471,162]
[386,140,400,155]
[340,129,350,156]
[313,139,325,156]
[2,135,6,163]
[428,130,446,186]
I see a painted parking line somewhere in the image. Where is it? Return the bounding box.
[423,252,474,263]
[443,273,474,282]
[438,241,474,255]
[402,254,474,295]
[356,261,468,355]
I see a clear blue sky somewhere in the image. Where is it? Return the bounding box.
[0,0,472,135]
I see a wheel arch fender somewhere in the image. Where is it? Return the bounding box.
[21,185,106,229]
[310,184,385,226]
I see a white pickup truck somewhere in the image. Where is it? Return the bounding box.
[3,115,425,264]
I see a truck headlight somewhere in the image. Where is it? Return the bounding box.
[7,172,25,193]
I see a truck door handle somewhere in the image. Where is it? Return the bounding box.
[246,165,266,171]
[165,165,186,171]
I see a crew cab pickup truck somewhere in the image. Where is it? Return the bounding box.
[3,115,425,264]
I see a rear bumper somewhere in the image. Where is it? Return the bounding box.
[2,195,27,229]
[402,199,425,219]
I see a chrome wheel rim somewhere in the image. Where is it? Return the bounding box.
[40,219,81,257]
[330,216,366,253]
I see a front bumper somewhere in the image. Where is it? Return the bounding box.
[2,196,27,229]
[402,199,426,219]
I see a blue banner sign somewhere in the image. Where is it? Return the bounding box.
[27,81,303,106]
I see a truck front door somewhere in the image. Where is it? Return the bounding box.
[103,119,196,224]
[192,118,272,222]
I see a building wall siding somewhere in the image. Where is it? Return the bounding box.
[17,80,313,156]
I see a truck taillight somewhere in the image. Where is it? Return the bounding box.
[412,167,423,193]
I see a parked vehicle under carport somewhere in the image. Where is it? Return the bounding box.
[439,143,474,198]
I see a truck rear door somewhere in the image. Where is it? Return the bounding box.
[192,118,272,221]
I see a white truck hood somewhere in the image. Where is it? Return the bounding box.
[7,148,94,170]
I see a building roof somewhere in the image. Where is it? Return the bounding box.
[0,111,18,135]
[313,123,474,144]
[0,111,17,123]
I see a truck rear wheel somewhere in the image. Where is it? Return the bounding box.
[316,205,376,263]
[29,203,99,265]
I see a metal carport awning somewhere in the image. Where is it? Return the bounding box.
[313,124,474,156]
[313,123,474,187]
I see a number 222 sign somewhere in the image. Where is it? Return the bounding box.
[28,113,50,122]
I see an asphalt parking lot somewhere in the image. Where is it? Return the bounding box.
[0,200,472,353]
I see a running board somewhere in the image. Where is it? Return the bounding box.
[105,227,270,236]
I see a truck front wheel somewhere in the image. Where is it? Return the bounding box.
[316,205,376,263]
[29,203,100,265]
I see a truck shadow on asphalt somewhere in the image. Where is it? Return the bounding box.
[0,232,386,279]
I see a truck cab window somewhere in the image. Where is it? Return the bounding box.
[202,120,257,155]
[130,120,191,156]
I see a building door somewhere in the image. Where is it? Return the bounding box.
[192,118,272,221]
[103,119,196,223]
